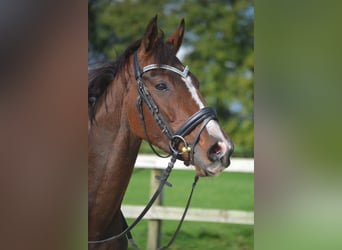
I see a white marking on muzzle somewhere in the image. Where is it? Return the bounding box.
[206,120,225,139]
[182,76,228,143]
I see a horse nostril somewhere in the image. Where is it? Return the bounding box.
[208,142,225,162]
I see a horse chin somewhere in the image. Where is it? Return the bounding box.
[193,161,226,177]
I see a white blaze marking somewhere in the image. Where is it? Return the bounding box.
[182,76,205,109]
[207,120,229,144]
[182,76,228,145]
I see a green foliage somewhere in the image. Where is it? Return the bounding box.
[89,0,254,157]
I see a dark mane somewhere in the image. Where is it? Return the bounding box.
[88,30,177,124]
[88,39,140,124]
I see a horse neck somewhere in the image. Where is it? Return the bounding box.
[88,74,142,239]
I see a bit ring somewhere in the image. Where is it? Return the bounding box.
[169,135,191,155]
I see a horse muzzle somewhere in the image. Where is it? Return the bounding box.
[194,139,234,176]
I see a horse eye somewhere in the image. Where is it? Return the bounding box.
[155,82,168,91]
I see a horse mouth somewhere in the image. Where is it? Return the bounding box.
[192,151,231,177]
[194,163,227,177]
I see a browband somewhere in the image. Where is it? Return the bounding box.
[134,52,190,79]
[142,64,190,78]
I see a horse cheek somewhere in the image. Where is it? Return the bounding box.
[126,97,143,138]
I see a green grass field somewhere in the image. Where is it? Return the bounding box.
[122,168,254,250]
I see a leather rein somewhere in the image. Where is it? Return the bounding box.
[88,52,218,249]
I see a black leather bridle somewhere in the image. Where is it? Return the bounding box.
[89,52,219,249]
[134,51,218,165]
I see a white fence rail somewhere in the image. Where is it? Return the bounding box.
[135,154,254,173]
[122,205,254,225]
[122,155,254,249]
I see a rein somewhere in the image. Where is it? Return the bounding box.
[88,52,217,249]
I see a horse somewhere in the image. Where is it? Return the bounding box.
[88,16,234,250]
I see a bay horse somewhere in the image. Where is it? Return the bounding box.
[88,16,234,250]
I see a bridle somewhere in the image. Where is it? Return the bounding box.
[88,51,218,249]
[134,51,218,165]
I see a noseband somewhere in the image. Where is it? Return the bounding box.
[134,52,217,164]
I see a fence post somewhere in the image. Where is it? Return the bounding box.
[147,168,163,250]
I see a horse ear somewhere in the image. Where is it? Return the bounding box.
[141,15,159,52]
[166,19,185,53]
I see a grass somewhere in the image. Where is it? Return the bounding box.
[122,168,254,249]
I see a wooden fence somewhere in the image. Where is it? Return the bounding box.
[122,154,254,249]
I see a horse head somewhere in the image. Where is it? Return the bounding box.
[126,16,234,176]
